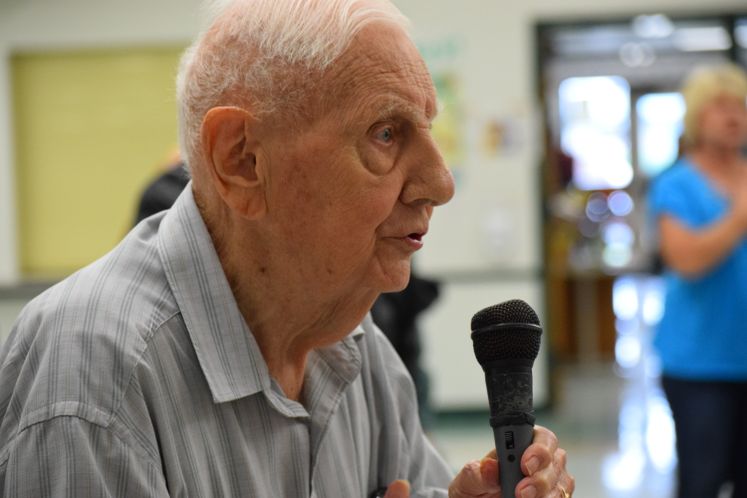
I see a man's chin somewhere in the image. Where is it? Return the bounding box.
[377,268,412,293]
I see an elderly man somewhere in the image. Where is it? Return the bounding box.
[0,0,574,497]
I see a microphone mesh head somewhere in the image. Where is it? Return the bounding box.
[470,299,542,366]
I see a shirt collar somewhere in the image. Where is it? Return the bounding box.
[158,184,269,402]
[157,184,365,403]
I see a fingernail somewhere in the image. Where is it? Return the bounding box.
[521,485,538,498]
[526,457,540,475]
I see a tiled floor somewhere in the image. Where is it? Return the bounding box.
[430,362,678,498]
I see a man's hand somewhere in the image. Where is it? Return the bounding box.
[380,426,574,498]
[383,479,411,498]
[448,425,574,498]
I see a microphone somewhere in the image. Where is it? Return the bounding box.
[470,299,542,498]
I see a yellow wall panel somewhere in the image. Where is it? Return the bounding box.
[12,47,185,278]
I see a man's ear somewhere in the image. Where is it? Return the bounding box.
[201,106,267,220]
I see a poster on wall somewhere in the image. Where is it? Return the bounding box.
[416,36,541,277]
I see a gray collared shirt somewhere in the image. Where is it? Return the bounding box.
[0,186,453,497]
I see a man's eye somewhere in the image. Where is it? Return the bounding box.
[375,126,394,144]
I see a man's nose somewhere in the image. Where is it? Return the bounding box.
[401,136,455,207]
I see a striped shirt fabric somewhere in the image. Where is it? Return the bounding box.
[0,186,453,497]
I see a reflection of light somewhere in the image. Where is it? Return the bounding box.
[613,277,639,319]
[559,76,630,128]
[642,290,664,326]
[567,129,633,190]
[616,335,642,369]
[603,221,634,246]
[672,26,732,52]
[737,25,747,49]
[603,221,635,268]
[639,127,680,175]
[619,402,645,449]
[638,92,685,177]
[559,76,633,191]
[638,93,685,123]
[619,42,656,67]
[585,193,609,222]
[608,191,634,216]
[646,395,677,473]
[605,157,635,189]
[608,274,676,494]
[604,244,633,268]
[646,353,663,379]
[603,447,646,491]
[615,317,638,335]
[632,14,675,39]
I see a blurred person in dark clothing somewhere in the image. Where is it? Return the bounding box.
[371,271,440,429]
[133,160,190,225]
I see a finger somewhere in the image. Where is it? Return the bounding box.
[517,445,572,497]
[448,460,501,497]
[552,448,574,496]
[530,425,559,453]
[482,447,497,460]
[558,470,576,498]
[479,456,499,487]
[521,426,558,477]
[383,479,410,498]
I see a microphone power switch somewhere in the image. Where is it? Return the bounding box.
[505,430,515,450]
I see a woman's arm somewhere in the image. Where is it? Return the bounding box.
[659,177,747,277]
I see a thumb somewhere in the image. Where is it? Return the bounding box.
[383,479,411,498]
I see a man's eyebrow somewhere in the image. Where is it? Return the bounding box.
[372,96,439,124]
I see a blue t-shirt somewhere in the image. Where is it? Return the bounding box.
[648,158,747,380]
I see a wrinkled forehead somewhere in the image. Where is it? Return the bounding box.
[318,23,437,123]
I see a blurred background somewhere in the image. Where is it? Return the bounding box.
[1,0,746,496]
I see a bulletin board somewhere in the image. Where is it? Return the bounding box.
[12,46,184,278]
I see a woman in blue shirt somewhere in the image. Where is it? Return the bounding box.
[649,63,747,498]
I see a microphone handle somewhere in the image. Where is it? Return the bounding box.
[492,419,534,498]
[482,359,536,497]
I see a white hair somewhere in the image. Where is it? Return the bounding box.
[681,63,747,146]
[176,0,410,173]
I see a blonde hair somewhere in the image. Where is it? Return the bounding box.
[176,0,409,173]
[681,63,747,146]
